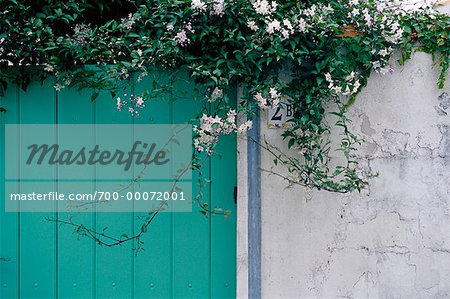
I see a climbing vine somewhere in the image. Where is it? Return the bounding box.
[1,0,450,246]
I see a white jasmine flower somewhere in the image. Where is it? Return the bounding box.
[135,96,145,108]
[226,109,237,123]
[194,109,239,153]
[298,18,308,33]
[117,97,124,111]
[44,64,54,73]
[362,8,372,27]
[346,71,355,81]
[372,60,381,69]
[253,0,277,15]
[283,19,293,31]
[378,48,388,57]
[185,22,194,33]
[281,28,290,39]
[266,19,281,34]
[353,80,361,93]
[351,8,360,17]
[247,20,259,31]
[191,0,207,12]
[254,92,267,108]
[238,120,253,133]
[54,84,65,91]
[174,29,190,46]
[211,0,225,16]
[269,87,280,99]
[304,4,317,16]
[210,87,223,102]
[333,86,342,94]
[342,85,351,96]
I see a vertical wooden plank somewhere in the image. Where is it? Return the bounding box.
[132,74,173,299]
[95,89,134,298]
[19,80,58,298]
[210,90,238,298]
[171,74,212,298]
[0,85,19,299]
[56,88,96,298]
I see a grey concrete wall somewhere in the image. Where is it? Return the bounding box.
[238,52,450,298]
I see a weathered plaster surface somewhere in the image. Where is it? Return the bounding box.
[237,89,249,299]
[258,52,450,298]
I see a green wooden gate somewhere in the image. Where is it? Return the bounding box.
[0,73,237,298]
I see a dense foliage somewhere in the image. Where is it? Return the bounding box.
[1,0,449,195]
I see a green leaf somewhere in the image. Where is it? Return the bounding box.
[91,91,99,102]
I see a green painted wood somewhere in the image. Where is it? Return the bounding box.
[94,89,134,299]
[56,87,96,299]
[0,85,19,299]
[0,72,237,299]
[19,80,58,298]
[210,114,237,298]
[171,74,212,299]
[132,74,173,299]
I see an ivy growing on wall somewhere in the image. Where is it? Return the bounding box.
[1,0,450,246]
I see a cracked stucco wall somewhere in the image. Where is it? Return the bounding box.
[257,52,450,298]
